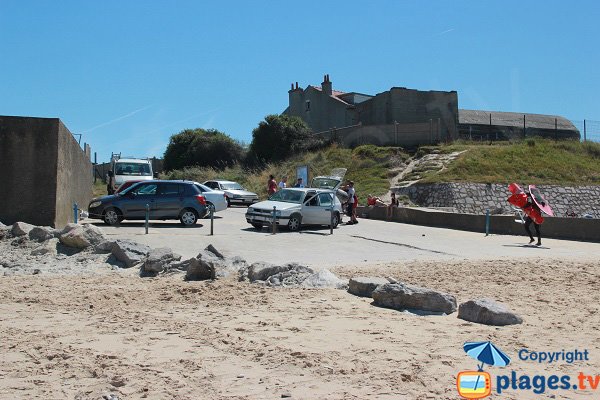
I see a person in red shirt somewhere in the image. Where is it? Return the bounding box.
[267,175,277,196]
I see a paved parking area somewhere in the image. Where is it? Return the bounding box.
[88,207,600,267]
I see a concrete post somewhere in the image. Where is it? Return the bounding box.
[272,206,277,235]
[145,204,149,234]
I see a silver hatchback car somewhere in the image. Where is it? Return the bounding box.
[245,188,342,231]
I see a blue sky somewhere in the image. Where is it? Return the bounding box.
[1,1,599,161]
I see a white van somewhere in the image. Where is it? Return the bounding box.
[107,156,156,194]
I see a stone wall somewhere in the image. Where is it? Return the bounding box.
[396,183,600,218]
[0,116,92,228]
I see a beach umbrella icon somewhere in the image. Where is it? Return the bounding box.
[463,341,511,371]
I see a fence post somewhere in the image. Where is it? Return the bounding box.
[584,119,587,142]
[145,204,149,234]
[210,204,214,236]
[523,114,526,138]
[271,206,277,235]
[485,209,490,236]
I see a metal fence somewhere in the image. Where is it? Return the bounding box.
[572,119,600,143]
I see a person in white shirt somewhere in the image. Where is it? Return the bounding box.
[278,176,287,189]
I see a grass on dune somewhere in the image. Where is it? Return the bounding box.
[419,138,600,185]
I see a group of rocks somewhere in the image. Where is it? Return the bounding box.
[347,276,523,326]
[0,221,347,289]
[1,221,521,326]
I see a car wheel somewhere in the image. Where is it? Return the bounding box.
[180,209,198,226]
[332,212,340,228]
[287,214,301,231]
[251,223,263,230]
[103,208,122,226]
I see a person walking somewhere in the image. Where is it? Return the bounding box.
[267,174,277,196]
[523,192,543,246]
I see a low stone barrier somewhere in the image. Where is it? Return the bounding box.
[358,206,600,242]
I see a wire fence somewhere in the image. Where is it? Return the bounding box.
[572,119,600,143]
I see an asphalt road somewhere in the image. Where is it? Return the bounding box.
[87,207,600,267]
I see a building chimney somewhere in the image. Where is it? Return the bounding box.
[322,74,332,96]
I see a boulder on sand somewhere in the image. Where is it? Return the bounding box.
[458,298,523,326]
[185,257,215,281]
[11,222,35,237]
[29,226,58,242]
[348,277,389,297]
[142,248,182,274]
[372,283,457,314]
[59,224,108,249]
[111,239,151,268]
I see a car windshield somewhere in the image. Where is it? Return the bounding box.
[312,177,340,190]
[221,182,244,190]
[268,189,304,203]
[115,162,152,176]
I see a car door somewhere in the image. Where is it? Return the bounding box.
[119,182,159,219]
[153,183,185,218]
[301,191,320,225]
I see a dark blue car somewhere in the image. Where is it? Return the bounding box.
[88,180,208,226]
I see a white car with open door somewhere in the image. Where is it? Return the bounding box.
[245,188,342,231]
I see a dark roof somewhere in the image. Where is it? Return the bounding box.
[459,109,577,131]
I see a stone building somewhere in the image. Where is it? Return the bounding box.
[284,75,579,147]
[0,116,93,228]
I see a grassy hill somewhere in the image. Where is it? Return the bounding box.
[418,139,600,185]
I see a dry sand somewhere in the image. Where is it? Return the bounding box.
[1,257,599,399]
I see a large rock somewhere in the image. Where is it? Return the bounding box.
[372,283,457,314]
[142,248,182,274]
[29,226,58,242]
[111,239,151,268]
[302,269,347,289]
[265,264,314,286]
[348,277,389,297]
[11,222,35,237]
[59,224,107,249]
[196,246,248,278]
[247,262,307,282]
[458,298,523,326]
[185,257,215,281]
[31,238,59,256]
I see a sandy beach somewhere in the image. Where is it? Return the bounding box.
[1,256,599,399]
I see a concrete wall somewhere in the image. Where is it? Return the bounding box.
[358,206,600,242]
[357,88,459,140]
[0,116,92,228]
[396,183,600,218]
[0,116,59,226]
[318,121,441,148]
[55,120,93,227]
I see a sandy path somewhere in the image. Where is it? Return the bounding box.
[1,257,599,399]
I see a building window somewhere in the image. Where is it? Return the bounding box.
[305,100,311,112]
